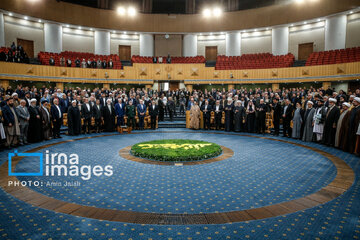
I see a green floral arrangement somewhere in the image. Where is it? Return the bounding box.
[131,139,222,162]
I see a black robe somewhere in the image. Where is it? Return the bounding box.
[322,106,340,146]
[102,105,115,132]
[67,106,82,136]
[224,104,233,132]
[28,106,43,143]
[233,106,246,132]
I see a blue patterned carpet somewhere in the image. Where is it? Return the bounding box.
[0,129,359,239]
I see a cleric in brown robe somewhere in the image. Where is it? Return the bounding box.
[39,100,52,140]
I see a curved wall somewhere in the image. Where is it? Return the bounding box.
[0,0,358,33]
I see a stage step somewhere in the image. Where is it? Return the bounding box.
[158,121,186,128]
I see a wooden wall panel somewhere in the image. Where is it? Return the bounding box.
[0,62,359,85]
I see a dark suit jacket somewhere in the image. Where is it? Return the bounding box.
[149,104,159,117]
[92,105,102,120]
[115,103,126,117]
[2,105,18,126]
[81,103,92,119]
[50,105,63,121]
[201,104,212,118]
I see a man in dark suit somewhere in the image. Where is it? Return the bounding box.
[322,98,340,146]
[100,93,107,107]
[81,98,92,134]
[271,98,282,136]
[201,99,212,130]
[115,98,126,127]
[167,97,176,121]
[213,100,223,130]
[51,98,63,138]
[282,99,293,138]
[149,100,158,130]
[102,99,115,132]
[92,99,102,133]
[137,99,146,130]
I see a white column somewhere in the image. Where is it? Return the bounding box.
[44,23,62,53]
[0,13,5,47]
[140,33,154,57]
[226,32,241,56]
[94,30,110,55]
[325,15,347,50]
[272,26,289,55]
[182,34,197,57]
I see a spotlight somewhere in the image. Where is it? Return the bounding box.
[213,7,222,17]
[66,24,69,28]
[123,31,127,34]
[317,19,321,22]
[128,7,136,16]
[78,26,82,30]
[8,13,13,16]
[24,16,28,20]
[203,8,211,17]
[117,6,126,15]
[90,28,93,31]
[349,11,354,14]
[303,21,307,24]
[38,19,42,23]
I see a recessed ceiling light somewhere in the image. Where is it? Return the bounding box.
[254,29,257,32]
[117,6,126,15]
[112,30,116,33]
[8,12,13,16]
[203,8,211,18]
[90,28,93,31]
[213,7,222,17]
[349,11,353,14]
[78,26,82,30]
[38,19,42,23]
[128,7,136,16]
[123,31,127,34]
[290,24,294,27]
[303,21,307,24]
[317,19,321,22]
[24,16,28,20]
[266,27,269,30]
[66,24,69,28]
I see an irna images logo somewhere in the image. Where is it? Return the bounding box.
[8,150,113,180]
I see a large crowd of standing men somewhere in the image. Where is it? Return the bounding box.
[0,84,359,156]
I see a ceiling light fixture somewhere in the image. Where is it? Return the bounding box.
[203,8,211,18]
[117,7,126,15]
[128,7,136,16]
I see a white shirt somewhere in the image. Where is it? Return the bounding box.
[86,103,90,111]
[55,104,62,118]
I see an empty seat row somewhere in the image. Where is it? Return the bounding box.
[305,47,360,66]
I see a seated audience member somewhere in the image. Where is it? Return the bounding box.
[66,58,72,67]
[108,59,113,69]
[102,60,107,69]
[75,58,81,67]
[60,56,65,66]
[49,56,55,66]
